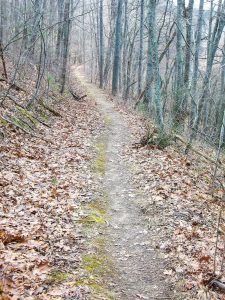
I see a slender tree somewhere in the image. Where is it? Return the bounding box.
[99,0,104,88]
[147,0,164,131]
[183,0,194,111]
[174,0,183,126]
[112,0,123,96]
[191,0,204,126]
[138,0,144,96]
[60,0,70,94]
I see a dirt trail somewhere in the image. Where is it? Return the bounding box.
[74,66,172,300]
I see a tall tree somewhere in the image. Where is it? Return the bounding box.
[138,0,144,96]
[183,0,194,112]
[192,1,225,136]
[174,0,183,126]
[112,0,123,96]
[146,0,164,131]
[60,0,70,94]
[99,0,104,88]
[191,0,204,126]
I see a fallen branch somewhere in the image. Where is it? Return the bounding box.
[69,88,87,101]
[16,106,51,128]
[1,93,51,128]
[1,115,32,135]
[210,279,225,291]
[1,115,53,143]
[0,78,26,92]
[40,101,62,117]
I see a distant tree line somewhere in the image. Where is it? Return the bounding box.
[2,0,225,146]
[74,0,225,145]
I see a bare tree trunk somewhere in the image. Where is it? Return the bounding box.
[182,0,194,112]
[112,0,123,96]
[56,0,65,62]
[174,0,184,126]
[147,0,164,131]
[137,0,144,96]
[191,0,204,126]
[99,0,104,88]
[192,1,225,137]
[60,0,70,94]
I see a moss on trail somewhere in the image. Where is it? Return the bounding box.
[104,115,112,125]
[94,142,107,176]
[79,213,106,225]
[49,271,70,282]
[75,192,115,298]
[75,133,116,299]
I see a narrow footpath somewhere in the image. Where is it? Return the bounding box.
[74,66,173,300]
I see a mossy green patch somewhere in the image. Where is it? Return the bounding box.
[0,117,8,126]
[75,278,103,291]
[88,198,108,216]
[79,213,106,225]
[94,154,106,175]
[82,254,113,276]
[39,110,49,121]
[96,142,107,152]
[51,177,58,186]
[94,142,107,176]
[104,116,112,125]
[49,271,69,282]
[75,277,116,299]
[16,107,39,126]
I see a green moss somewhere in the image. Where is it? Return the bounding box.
[16,107,38,126]
[94,142,107,176]
[75,277,116,299]
[96,142,107,151]
[75,278,103,291]
[51,177,58,186]
[7,115,30,130]
[104,116,112,125]
[94,154,106,175]
[82,254,113,276]
[40,111,49,121]
[79,213,107,225]
[0,118,8,126]
[88,198,108,216]
[49,271,69,282]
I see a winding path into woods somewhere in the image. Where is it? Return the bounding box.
[74,66,172,300]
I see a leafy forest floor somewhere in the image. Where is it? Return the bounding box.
[0,65,225,299]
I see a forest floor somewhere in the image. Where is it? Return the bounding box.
[0,65,225,300]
